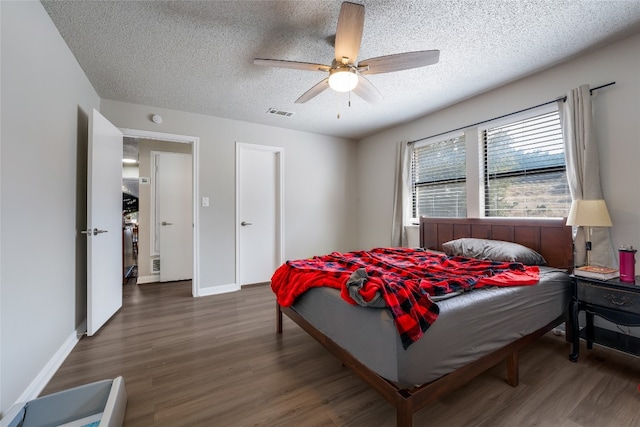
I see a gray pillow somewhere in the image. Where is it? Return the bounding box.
[442,238,546,265]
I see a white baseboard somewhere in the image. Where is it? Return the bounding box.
[197,283,240,297]
[13,326,83,405]
[136,274,159,284]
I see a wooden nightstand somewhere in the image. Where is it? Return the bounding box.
[569,274,640,362]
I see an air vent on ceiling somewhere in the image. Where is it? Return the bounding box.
[267,108,295,118]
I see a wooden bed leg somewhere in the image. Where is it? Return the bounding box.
[276,303,283,334]
[396,396,413,427]
[506,351,519,387]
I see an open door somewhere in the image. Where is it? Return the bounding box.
[86,109,123,336]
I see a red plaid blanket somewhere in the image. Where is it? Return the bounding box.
[271,247,539,349]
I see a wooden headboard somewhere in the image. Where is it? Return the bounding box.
[420,217,573,271]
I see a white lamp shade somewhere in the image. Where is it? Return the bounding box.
[328,68,358,92]
[566,199,612,227]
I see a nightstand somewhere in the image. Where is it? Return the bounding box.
[569,274,640,362]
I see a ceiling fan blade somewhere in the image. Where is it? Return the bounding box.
[358,50,440,75]
[254,58,331,72]
[295,78,330,103]
[334,2,365,64]
[352,75,383,104]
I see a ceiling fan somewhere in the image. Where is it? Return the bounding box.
[253,1,440,104]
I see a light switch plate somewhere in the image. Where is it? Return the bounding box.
[202,197,209,207]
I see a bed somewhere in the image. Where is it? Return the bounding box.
[273,217,573,426]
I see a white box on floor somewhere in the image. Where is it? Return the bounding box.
[1,376,127,427]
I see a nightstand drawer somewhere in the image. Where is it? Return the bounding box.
[577,281,640,315]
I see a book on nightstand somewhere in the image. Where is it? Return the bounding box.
[573,265,620,280]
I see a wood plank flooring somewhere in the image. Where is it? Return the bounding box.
[43,281,640,426]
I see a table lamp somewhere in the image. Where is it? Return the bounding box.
[566,199,613,266]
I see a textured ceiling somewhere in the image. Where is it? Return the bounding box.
[42,1,640,140]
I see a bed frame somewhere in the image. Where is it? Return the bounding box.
[276,217,573,427]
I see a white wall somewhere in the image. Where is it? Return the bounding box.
[101,98,359,292]
[0,1,101,414]
[357,33,640,260]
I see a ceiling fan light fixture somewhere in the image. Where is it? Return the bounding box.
[253,2,439,104]
[328,67,358,92]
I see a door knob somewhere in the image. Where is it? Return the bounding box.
[93,228,108,235]
[241,221,252,226]
[161,221,173,226]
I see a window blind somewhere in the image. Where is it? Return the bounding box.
[483,110,570,217]
[412,135,466,218]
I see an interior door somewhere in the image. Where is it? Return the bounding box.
[87,108,123,336]
[157,152,193,282]
[238,144,282,285]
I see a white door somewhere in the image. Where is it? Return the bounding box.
[237,144,283,285]
[87,109,123,336]
[157,152,193,282]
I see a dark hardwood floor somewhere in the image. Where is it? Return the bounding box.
[43,281,640,426]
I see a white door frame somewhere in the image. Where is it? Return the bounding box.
[235,142,284,287]
[120,128,200,297]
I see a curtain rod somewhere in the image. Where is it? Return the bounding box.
[408,81,616,145]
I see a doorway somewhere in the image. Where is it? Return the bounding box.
[122,137,139,283]
[120,128,199,297]
[236,142,284,286]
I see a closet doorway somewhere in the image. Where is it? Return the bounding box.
[121,128,199,296]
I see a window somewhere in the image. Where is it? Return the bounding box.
[482,109,570,217]
[411,135,466,218]
[407,106,571,222]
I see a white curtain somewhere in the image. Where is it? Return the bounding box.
[559,84,616,267]
[391,141,412,247]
